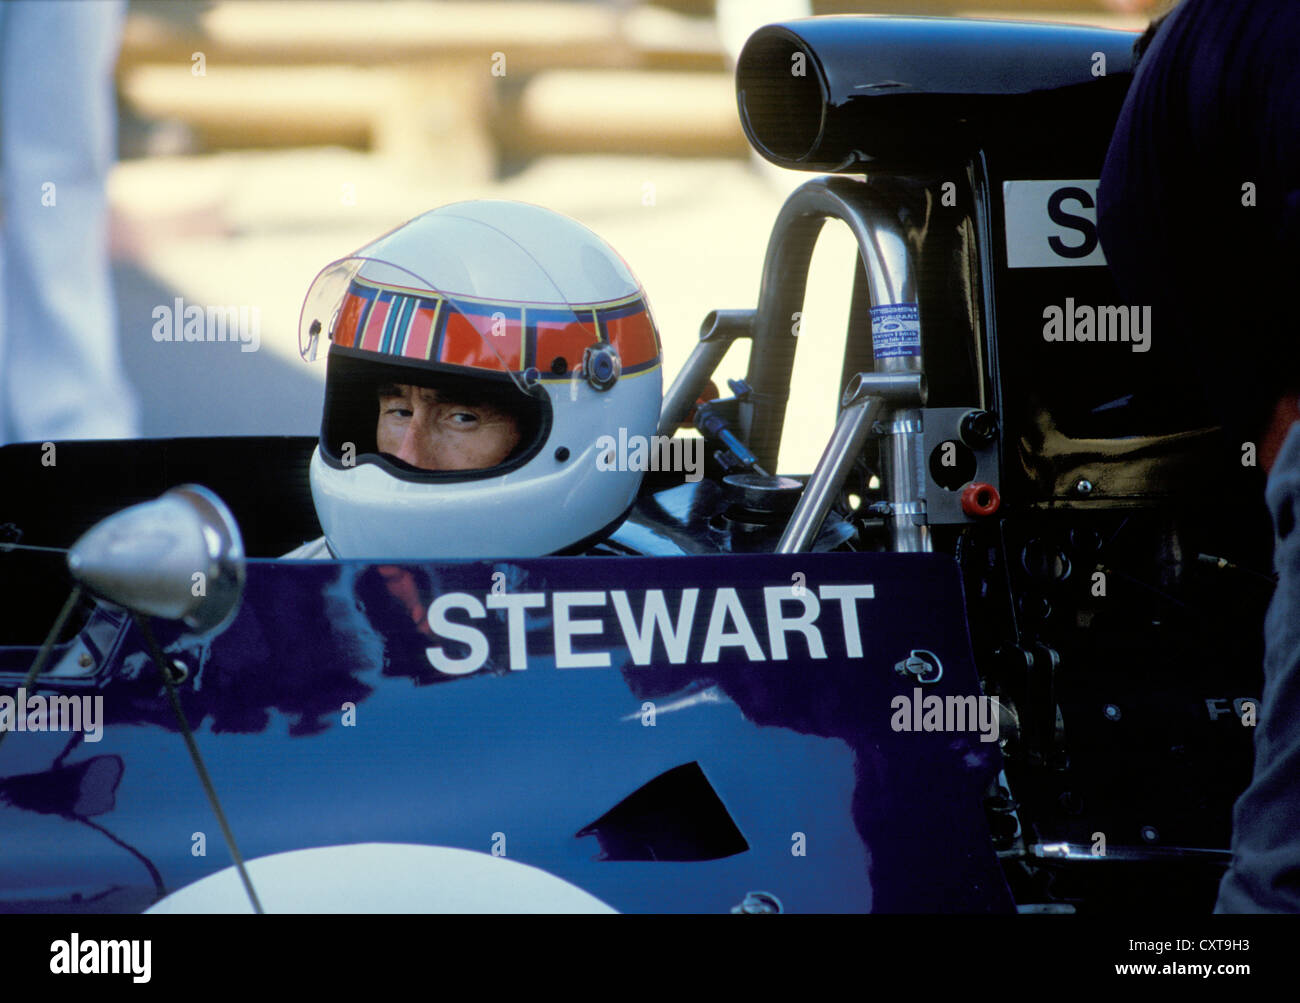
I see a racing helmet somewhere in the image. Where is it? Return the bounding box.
[298,200,663,559]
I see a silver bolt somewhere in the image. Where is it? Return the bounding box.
[1075,479,1094,496]
[1140,825,1159,843]
[1103,703,1121,722]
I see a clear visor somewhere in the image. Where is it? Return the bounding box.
[299,249,604,397]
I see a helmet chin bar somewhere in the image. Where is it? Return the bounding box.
[311,366,662,559]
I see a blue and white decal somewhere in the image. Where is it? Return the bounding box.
[870,303,921,359]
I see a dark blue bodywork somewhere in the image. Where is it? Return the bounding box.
[0,552,1013,913]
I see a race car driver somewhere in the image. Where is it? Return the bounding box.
[285,199,664,560]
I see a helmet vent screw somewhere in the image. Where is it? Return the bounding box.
[550,356,568,375]
[582,345,621,391]
[555,447,570,462]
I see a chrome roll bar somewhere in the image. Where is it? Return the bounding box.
[657,309,753,439]
[776,372,924,553]
[746,176,929,553]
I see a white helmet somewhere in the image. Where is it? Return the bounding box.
[298,200,663,559]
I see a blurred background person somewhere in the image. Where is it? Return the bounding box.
[1098,0,1300,912]
[0,0,140,445]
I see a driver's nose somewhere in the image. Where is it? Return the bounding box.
[394,414,442,471]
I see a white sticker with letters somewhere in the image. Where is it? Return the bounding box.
[1003,180,1108,269]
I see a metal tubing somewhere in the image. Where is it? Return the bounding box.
[883,409,930,552]
[657,309,753,438]
[777,372,922,553]
[742,176,917,474]
[745,176,928,553]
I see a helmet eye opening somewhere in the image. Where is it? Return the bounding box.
[321,351,551,482]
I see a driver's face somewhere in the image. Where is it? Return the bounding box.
[376,383,521,471]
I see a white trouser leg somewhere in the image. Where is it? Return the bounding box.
[0,0,138,444]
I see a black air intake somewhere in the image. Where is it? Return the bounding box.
[736,16,1136,171]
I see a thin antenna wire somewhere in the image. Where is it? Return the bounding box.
[134,614,264,915]
[0,542,70,555]
[0,584,83,752]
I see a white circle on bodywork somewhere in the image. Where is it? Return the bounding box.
[145,843,618,914]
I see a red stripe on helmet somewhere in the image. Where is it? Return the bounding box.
[360,298,390,353]
[335,290,368,349]
[535,318,599,375]
[401,304,438,361]
[603,306,659,369]
[441,309,523,372]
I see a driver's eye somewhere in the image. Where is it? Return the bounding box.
[447,411,479,425]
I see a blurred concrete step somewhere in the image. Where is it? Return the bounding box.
[120,62,745,171]
[118,1,733,176]
[119,62,497,180]
[500,69,746,156]
[120,0,726,73]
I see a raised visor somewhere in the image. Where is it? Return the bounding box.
[737,16,1138,170]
